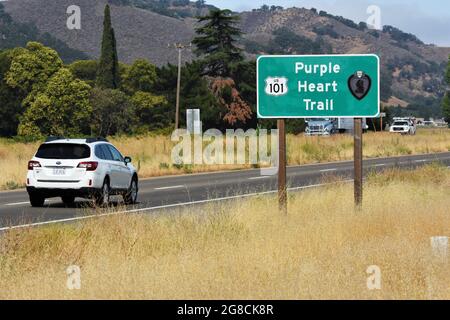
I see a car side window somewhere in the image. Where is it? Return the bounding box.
[108,145,124,162]
[100,144,114,161]
[95,145,106,160]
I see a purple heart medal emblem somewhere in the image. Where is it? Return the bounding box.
[348,71,371,100]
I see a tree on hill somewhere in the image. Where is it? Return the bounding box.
[209,77,252,126]
[18,68,92,137]
[0,49,25,136]
[192,9,243,77]
[121,59,157,94]
[131,91,168,131]
[69,60,98,87]
[380,68,393,101]
[442,94,450,124]
[89,88,135,136]
[6,42,63,97]
[5,42,95,138]
[195,0,206,8]
[442,56,450,124]
[446,56,450,85]
[96,5,120,89]
[268,27,332,54]
[192,9,253,127]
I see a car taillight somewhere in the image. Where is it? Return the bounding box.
[77,161,98,171]
[28,161,41,170]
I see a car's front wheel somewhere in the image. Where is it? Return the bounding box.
[29,193,45,207]
[123,177,138,205]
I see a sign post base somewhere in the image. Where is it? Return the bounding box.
[278,119,287,214]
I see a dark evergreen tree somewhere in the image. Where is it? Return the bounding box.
[0,49,25,136]
[192,9,243,77]
[96,5,120,89]
[111,28,120,87]
[442,56,450,124]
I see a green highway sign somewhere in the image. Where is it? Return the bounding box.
[257,54,380,118]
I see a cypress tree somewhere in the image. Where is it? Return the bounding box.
[111,28,120,88]
[96,5,120,89]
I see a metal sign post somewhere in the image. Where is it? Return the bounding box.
[278,119,287,213]
[354,118,363,207]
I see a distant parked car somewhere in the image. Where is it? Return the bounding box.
[422,120,437,127]
[26,137,138,207]
[389,117,416,135]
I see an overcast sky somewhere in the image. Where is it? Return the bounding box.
[207,0,450,47]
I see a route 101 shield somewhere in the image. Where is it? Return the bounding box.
[265,77,288,96]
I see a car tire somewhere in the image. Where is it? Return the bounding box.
[95,179,110,207]
[29,193,45,207]
[123,177,138,205]
[62,196,75,206]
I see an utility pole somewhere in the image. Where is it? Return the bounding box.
[169,43,191,130]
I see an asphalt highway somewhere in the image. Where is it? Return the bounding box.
[1,152,449,230]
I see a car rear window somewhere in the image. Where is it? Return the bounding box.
[35,143,91,159]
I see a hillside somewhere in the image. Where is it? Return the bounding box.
[239,7,450,104]
[3,0,196,65]
[0,2,87,62]
[108,0,215,18]
[2,0,450,107]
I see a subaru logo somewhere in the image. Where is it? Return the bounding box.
[56,161,62,165]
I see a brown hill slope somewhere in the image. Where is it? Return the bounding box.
[240,8,450,102]
[3,1,450,104]
[3,0,195,65]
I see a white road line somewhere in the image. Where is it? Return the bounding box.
[0,180,353,232]
[4,199,57,206]
[415,159,428,163]
[5,201,30,206]
[320,168,337,172]
[154,185,185,190]
[373,164,386,167]
[248,176,270,180]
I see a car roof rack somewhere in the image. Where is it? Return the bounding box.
[45,136,66,142]
[85,137,109,143]
[45,137,108,143]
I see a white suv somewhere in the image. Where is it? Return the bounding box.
[26,137,138,207]
[389,118,416,135]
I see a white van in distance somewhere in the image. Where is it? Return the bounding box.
[389,117,417,135]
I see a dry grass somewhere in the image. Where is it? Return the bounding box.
[0,128,449,190]
[0,164,449,299]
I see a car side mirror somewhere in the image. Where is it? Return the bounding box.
[124,156,132,164]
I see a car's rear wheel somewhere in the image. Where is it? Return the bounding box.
[29,193,45,207]
[94,180,110,207]
[123,177,138,205]
[62,196,75,206]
